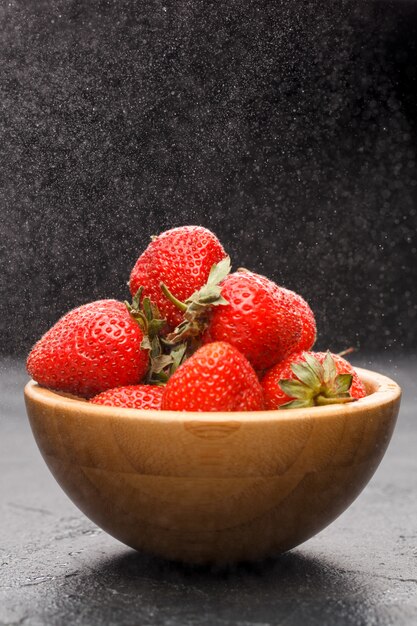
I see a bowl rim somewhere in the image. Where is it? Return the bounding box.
[24,367,401,424]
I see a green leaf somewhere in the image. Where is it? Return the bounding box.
[151,371,169,384]
[150,301,161,319]
[315,394,356,406]
[140,336,152,351]
[195,286,223,304]
[279,398,312,410]
[333,373,353,394]
[131,286,143,311]
[207,256,231,286]
[323,350,337,384]
[291,361,321,389]
[278,379,311,399]
[186,283,228,309]
[150,335,162,358]
[303,352,325,380]
[210,295,229,307]
[147,318,166,340]
[170,344,187,373]
[142,297,153,321]
[151,354,175,374]
[132,313,147,332]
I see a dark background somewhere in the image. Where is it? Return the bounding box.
[1,0,417,357]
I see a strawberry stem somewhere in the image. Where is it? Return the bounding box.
[160,283,187,312]
[338,347,356,357]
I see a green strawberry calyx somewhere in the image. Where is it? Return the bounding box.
[125,288,187,385]
[160,256,231,347]
[278,351,357,410]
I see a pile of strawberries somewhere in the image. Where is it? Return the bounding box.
[27,226,366,411]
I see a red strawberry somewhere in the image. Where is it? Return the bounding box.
[161,341,264,412]
[261,350,366,410]
[281,288,316,352]
[27,300,149,398]
[129,226,227,329]
[202,270,314,370]
[90,385,163,410]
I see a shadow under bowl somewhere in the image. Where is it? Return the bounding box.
[24,367,401,564]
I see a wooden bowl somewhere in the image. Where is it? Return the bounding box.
[24,367,401,564]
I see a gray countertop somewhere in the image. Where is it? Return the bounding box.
[1,355,416,626]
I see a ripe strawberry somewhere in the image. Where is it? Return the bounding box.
[261,350,366,410]
[27,300,149,398]
[281,288,316,353]
[161,341,264,412]
[129,226,227,329]
[202,270,314,370]
[90,385,163,410]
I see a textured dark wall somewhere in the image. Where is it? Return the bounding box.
[1,0,417,356]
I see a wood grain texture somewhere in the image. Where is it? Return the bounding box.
[24,368,401,564]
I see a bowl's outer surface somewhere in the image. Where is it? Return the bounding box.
[24,368,401,563]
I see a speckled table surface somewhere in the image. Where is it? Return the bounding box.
[1,356,416,626]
